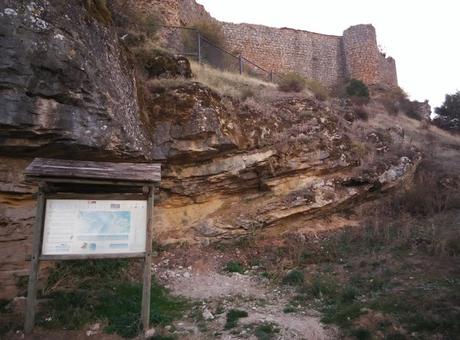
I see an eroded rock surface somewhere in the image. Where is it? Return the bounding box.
[0,0,152,158]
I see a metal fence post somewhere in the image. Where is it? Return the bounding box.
[197,31,202,64]
[269,70,273,82]
[239,55,243,75]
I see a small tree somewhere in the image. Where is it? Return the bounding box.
[346,79,369,98]
[434,91,460,131]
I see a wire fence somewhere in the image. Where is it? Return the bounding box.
[160,25,282,83]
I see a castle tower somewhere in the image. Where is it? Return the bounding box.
[342,24,381,85]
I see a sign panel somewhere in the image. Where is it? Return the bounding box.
[42,199,147,256]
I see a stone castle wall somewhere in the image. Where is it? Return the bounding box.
[221,23,346,87]
[141,1,398,87]
[221,23,397,88]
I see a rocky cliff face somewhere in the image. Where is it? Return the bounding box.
[0,0,153,299]
[0,0,152,159]
[0,1,419,299]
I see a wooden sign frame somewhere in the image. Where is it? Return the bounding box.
[23,158,161,336]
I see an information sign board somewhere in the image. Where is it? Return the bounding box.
[42,199,147,255]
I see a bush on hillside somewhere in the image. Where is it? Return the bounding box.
[354,106,369,121]
[433,91,460,132]
[346,79,369,98]
[306,79,329,100]
[183,19,225,51]
[277,72,307,92]
[400,99,423,121]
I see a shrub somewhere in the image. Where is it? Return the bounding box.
[346,79,369,98]
[277,72,306,92]
[434,91,460,131]
[225,261,245,274]
[282,270,304,286]
[354,106,369,121]
[224,309,248,329]
[183,20,224,55]
[254,322,280,339]
[137,49,192,79]
[139,13,162,38]
[400,99,422,120]
[306,79,329,100]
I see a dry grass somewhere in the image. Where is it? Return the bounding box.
[190,61,276,100]
[306,79,329,101]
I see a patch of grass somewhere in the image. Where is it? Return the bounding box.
[340,285,358,303]
[321,302,363,327]
[282,269,304,286]
[283,305,296,313]
[254,322,280,340]
[190,61,275,100]
[46,259,128,285]
[38,261,187,338]
[37,290,94,330]
[224,309,248,329]
[307,274,339,301]
[225,261,245,274]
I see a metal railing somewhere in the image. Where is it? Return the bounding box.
[159,25,281,83]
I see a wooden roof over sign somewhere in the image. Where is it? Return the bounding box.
[24,158,161,184]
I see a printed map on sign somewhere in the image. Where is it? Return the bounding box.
[42,200,147,255]
[79,211,131,234]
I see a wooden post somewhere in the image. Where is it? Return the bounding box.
[197,31,202,64]
[25,184,46,333]
[141,186,154,333]
[239,55,243,75]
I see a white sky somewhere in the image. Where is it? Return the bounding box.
[196,0,460,110]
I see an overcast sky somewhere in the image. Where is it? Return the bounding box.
[196,0,460,110]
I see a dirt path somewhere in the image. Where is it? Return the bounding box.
[153,256,338,340]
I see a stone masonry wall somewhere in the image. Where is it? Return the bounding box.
[221,23,397,88]
[379,55,398,88]
[221,23,346,87]
[148,1,398,88]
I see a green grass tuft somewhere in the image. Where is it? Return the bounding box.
[225,261,245,274]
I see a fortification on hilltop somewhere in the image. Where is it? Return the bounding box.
[152,0,398,88]
[221,23,397,88]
